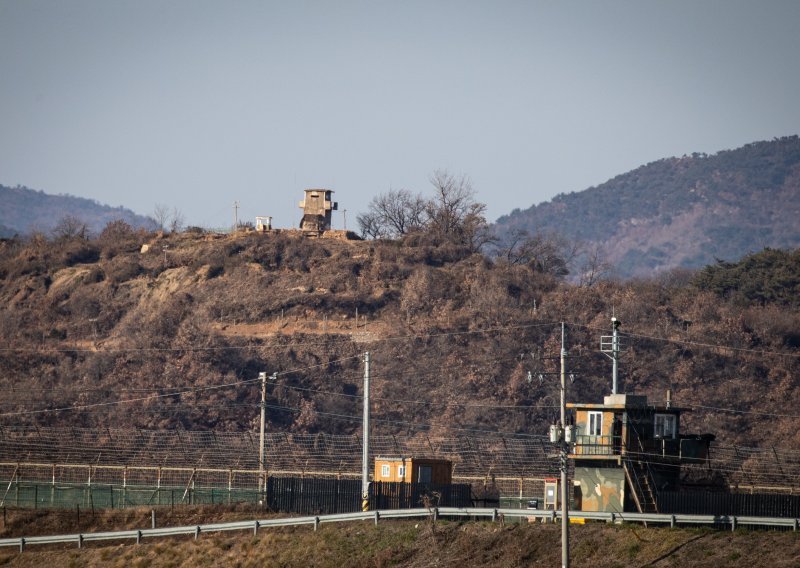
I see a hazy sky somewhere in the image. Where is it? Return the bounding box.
[2,1,799,230]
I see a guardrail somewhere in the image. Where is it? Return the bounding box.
[1,507,798,552]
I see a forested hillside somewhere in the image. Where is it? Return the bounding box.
[493,136,800,278]
[0,184,153,236]
[1,222,798,450]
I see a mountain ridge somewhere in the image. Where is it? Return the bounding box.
[493,136,800,278]
[0,184,153,237]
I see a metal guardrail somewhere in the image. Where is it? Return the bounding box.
[1,507,798,552]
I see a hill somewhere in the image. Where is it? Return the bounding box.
[0,184,153,236]
[493,136,800,278]
[0,226,798,450]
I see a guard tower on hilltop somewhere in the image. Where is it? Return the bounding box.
[299,189,338,233]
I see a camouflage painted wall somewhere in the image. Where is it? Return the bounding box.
[574,466,625,512]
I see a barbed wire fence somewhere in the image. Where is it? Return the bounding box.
[1,426,800,510]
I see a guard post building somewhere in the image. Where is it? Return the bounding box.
[567,393,713,513]
[374,456,452,484]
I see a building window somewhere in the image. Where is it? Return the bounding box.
[397,465,406,478]
[654,414,676,439]
[587,411,603,436]
[381,464,390,478]
[418,465,433,484]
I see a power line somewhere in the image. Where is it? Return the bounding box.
[567,321,800,360]
[679,403,800,419]
[273,382,559,409]
[0,354,363,418]
[262,403,550,438]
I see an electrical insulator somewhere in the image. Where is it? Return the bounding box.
[549,424,562,443]
[564,425,574,444]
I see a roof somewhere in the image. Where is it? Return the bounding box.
[374,456,451,463]
[567,393,689,413]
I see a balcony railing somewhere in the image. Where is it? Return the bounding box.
[572,435,621,456]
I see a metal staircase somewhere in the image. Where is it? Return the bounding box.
[623,428,660,513]
[623,458,658,513]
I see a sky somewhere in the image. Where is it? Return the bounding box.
[2,1,799,230]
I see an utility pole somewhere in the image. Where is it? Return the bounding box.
[361,351,371,510]
[233,201,240,232]
[258,372,267,496]
[543,323,572,568]
[559,322,570,568]
[258,372,277,498]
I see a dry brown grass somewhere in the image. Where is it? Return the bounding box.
[1,516,799,568]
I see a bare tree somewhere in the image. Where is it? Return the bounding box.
[52,215,88,240]
[357,170,490,251]
[357,188,427,239]
[152,204,170,232]
[169,207,185,233]
[376,189,427,236]
[153,204,185,233]
[496,228,532,265]
[579,243,612,287]
[426,170,475,238]
[426,170,491,252]
[494,229,572,278]
[356,210,386,239]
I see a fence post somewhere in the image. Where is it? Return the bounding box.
[136,530,142,544]
[314,517,320,532]
[374,510,380,526]
[19,538,24,553]
[731,516,736,532]
[151,509,155,529]
[253,520,259,535]
[194,526,200,540]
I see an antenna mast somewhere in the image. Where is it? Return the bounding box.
[600,317,623,394]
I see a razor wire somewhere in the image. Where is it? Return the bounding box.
[1,426,800,492]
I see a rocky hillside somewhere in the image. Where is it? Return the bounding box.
[0,184,153,237]
[493,136,800,278]
[0,226,798,448]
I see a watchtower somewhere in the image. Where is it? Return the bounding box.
[564,318,714,514]
[299,189,337,233]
